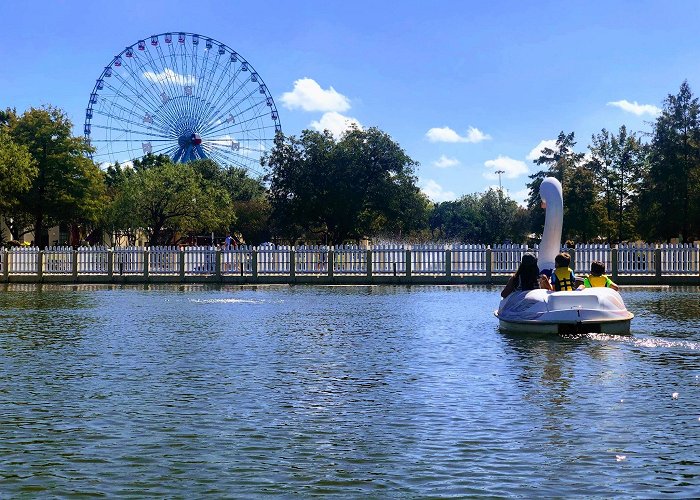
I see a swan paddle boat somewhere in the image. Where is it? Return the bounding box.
[494,177,634,334]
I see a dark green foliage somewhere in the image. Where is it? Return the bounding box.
[430,189,529,243]
[264,127,430,244]
[642,81,700,242]
[587,126,646,242]
[6,106,106,247]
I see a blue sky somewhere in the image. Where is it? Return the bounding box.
[2,0,700,204]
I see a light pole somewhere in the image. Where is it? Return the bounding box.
[495,169,505,192]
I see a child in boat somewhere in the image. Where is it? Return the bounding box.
[501,253,550,298]
[582,260,619,291]
[542,252,577,291]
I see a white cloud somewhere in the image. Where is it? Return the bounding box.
[607,99,661,116]
[425,126,491,143]
[310,111,362,138]
[526,139,557,161]
[510,188,530,207]
[483,155,529,180]
[143,68,196,86]
[420,179,457,202]
[432,155,460,168]
[281,78,351,112]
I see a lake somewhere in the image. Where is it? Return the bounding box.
[1,284,699,497]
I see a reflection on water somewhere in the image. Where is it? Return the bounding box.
[0,284,699,496]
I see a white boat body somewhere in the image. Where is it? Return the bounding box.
[495,288,634,334]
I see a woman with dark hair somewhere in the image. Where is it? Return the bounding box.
[500,253,548,298]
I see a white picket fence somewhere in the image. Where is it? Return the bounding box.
[2,243,699,278]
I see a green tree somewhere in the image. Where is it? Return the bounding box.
[8,106,105,247]
[588,126,646,242]
[564,166,605,241]
[642,81,700,242]
[190,158,270,244]
[429,190,529,243]
[108,160,234,245]
[0,127,36,220]
[264,127,429,243]
[527,131,585,240]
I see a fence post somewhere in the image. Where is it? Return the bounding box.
[215,248,222,280]
[252,248,258,279]
[486,246,492,281]
[179,248,185,280]
[72,249,79,281]
[2,250,8,282]
[367,249,373,279]
[328,247,334,278]
[654,246,662,281]
[611,246,619,281]
[405,248,412,279]
[445,247,452,278]
[144,248,150,280]
[289,247,296,279]
[568,248,576,272]
[37,249,43,281]
[107,248,114,280]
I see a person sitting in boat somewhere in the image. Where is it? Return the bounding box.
[581,260,619,291]
[542,252,577,291]
[501,253,550,298]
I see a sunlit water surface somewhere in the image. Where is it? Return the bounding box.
[1,284,699,497]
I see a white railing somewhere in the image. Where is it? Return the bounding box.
[333,244,367,275]
[8,247,39,274]
[150,246,179,275]
[258,244,290,275]
[372,244,406,275]
[43,246,73,274]
[77,246,109,274]
[491,244,536,275]
[659,243,699,275]
[572,244,612,275]
[113,246,145,274]
[184,246,216,274]
[295,245,328,275]
[617,243,655,275]
[412,244,445,275]
[2,243,699,280]
[452,244,488,275]
[221,245,254,275]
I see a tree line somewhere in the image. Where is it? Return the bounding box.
[1,81,700,247]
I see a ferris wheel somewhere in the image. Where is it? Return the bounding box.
[84,32,281,175]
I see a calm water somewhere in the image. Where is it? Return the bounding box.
[1,284,699,497]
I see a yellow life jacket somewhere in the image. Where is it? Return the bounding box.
[553,267,576,291]
[584,274,611,288]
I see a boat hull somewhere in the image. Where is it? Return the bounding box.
[495,288,634,335]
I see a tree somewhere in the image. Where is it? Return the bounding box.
[643,81,700,242]
[588,126,647,242]
[0,127,36,221]
[264,127,429,243]
[108,160,235,245]
[7,106,105,247]
[527,131,585,240]
[429,189,529,243]
[190,158,270,244]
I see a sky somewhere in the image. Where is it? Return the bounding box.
[2,0,700,205]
